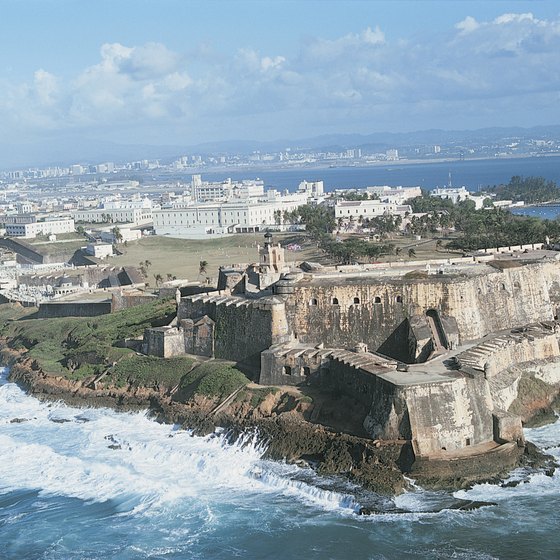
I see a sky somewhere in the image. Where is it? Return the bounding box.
[1,0,560,155]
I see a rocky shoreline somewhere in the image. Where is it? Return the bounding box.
[4,346,558,498]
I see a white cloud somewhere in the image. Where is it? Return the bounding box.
[33,69,58,105]
[455,16,479,34]
[1,15,559,144]
[493,12,538,25]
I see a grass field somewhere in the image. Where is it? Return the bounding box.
[111,233,323,283]
[17,227,463,282]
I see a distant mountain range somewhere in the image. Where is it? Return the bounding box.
[2,125,560,170]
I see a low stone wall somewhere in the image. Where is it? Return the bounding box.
[37,301,112,318]
[111,292,157,312]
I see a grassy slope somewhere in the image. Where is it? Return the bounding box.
[0,301,249,398]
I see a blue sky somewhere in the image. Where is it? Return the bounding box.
[1,0,559,151]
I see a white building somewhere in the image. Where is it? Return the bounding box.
[72,204,152,225]
[298,180,324,197]
[153,193,308,238]
[430,186,471,204]
[6,217,75,239]
[191,175,265,202]
[366,186,422,204]
[85,243,114,259]
[334,200,412,220]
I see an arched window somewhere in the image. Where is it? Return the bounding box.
[303,367,311,377]
[332,297,339,305]
[309,298,318,306]
[283,365,292,376]
[353,297,360,304]
[374,296,382,304]
[395,295,403,303]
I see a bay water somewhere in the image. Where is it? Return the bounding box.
[1,367,559,559]
[201,155,560,192]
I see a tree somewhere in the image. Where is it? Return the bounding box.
[111,226,123,244]
[154,273,163,287]
[408,248,416,258]
[198,260,208,279]
[139,260,152,278]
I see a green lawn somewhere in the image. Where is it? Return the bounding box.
[111,233,323,283]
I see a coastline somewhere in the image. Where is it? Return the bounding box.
[2,341,556,498]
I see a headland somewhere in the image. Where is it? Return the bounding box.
[2,237,560,495]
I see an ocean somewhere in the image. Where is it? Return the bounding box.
[199,155,560,192]
[1,366,559,560]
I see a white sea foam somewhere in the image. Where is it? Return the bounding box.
[0,368,360,515]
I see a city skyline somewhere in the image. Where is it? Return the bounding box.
[1,0,559,166]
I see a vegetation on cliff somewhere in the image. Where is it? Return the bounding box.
[0,301,250,399]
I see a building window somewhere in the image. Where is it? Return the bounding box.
[396,295,403,303]
[332,297,339,305]
[353,297,360,304]
[374,296,382,304]
[283,365,292,376]
[309,298,318,306]
[303,367,311,377]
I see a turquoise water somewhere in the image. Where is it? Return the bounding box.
[1,367,559,559]
[511,205,560,220]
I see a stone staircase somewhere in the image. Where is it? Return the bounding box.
[187,293,252,308]
[456,322,558,375]
[328,349,398,374]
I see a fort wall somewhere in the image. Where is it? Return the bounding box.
[178,295,290,365]
[284,261,560,353]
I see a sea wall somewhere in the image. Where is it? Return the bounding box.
[396,376,495,456]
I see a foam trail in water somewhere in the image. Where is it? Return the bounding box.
[454,418,560,503]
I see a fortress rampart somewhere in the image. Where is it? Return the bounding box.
[281,261,560,355]
[177,294,290,365]
[145,242,560,459]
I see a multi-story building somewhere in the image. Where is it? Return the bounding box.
[334,200,412,220]
[72,197,152,225]
[153,192,308,238]
[366,186,422,204]
[6,217,75,238]
[430,186,471,204]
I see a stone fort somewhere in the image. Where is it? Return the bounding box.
[144,234,560,458]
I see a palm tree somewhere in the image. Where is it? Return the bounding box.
[111,226,123,244]
[154,273,163,287]
[166,273,174,282]
[198,260,208,279]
